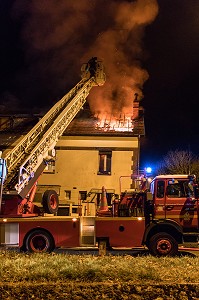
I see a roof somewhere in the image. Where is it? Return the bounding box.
[153,175,190,179]
[0,103,145,152]
[0,115,39,151]
[63,103,145,137]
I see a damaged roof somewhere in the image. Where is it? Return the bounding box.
[0,103,144,152]
[63,103,145,137]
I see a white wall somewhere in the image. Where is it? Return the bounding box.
[38,135,138,204]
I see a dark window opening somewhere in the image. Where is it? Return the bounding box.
[98,151,112,175]
[65,190,71,200]
[156,181,165,198]
[166,180,191,198]
[79,191,87,201]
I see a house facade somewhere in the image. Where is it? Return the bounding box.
[37,104,145,207]
[0,101,145,211]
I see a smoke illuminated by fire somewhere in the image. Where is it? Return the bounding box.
[11,0,159,118]
[85,0,159,120]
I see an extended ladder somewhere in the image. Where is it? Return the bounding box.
[2,58,105,198]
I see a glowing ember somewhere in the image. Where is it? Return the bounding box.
[95,114,134,132]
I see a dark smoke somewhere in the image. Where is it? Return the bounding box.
[10,0,158,116]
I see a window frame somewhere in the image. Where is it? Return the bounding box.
[156,180,165,198]
[79,191,87,201]
[97,150,112,175]
[65,190,71,200]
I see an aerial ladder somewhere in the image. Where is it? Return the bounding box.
[0,57,105,216]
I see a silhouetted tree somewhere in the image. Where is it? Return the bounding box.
[157,150,199,177]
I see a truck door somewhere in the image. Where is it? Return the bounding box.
[153,179,166,219]
[164,179,198,229]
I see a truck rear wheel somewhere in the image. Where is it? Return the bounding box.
[25,230,54,253]
[42,190,59,214]
[148,232,178,256]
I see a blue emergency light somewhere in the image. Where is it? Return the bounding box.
[145,167,152,174]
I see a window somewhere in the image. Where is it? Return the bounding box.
[166,184,181,197]
[150,180,155,195]
[98,151,112,175]
[79,191,87,201]
[156,181,165,198]
[166,180,189,198]
[65,190,71,200]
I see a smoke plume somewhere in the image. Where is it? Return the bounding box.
[11,0,159,116]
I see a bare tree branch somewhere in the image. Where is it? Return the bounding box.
[157,150,199,177]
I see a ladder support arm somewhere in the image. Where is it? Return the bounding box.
[2,58,105,196]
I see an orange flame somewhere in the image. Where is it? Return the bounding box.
[95,114,134,132]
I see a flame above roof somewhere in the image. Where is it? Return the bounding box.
[63,104,145,137]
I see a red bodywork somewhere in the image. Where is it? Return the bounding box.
[96,217,145,247]
[152,176,199,230]
[18,217,80,248]
[14,216,145,249]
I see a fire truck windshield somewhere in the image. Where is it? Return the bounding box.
[166,180,194,198]
[152,178,196,199]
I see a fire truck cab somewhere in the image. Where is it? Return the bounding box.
[145,174,199,255]
[145,174,199,253]
[112,174,199,256]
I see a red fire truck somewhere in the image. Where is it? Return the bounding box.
[0,59,199,256]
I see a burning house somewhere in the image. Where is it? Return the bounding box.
[36,99,145,213]
[0,92,144,216]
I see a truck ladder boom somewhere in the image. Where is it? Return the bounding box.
[3,58,105,196]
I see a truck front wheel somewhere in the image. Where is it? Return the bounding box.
[25,230,54,253]
[148,232,178,256]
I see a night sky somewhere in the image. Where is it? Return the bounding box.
[141,0,199,169]
[0,0,199,170]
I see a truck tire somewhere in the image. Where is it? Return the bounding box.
[42,190,59,214]
[25,229,54,253]
[148,232,178,256]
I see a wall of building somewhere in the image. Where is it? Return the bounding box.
[38,135,139,205]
